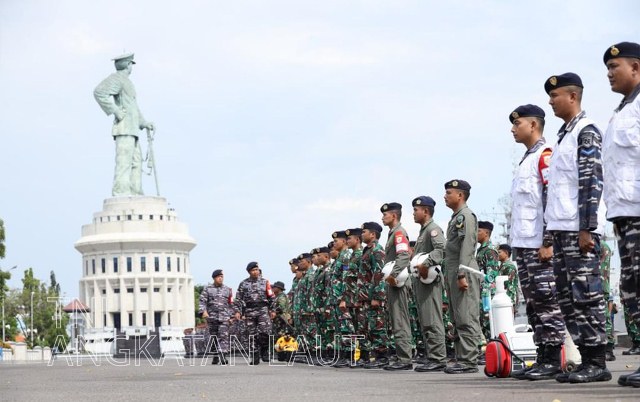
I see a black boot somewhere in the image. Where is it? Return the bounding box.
[513,345,543,380]
[333,350,351,368]
[526,344,562,381]
[568,345,612,383]
[260,345,270,362]
[219,353,228,365]
[249,349,260,365]
[622,342,640,355]
[619,367,640,386]
[605,343,616,361]
[363,350,389,369]
[211,355,220,365]
[350,350,369,368]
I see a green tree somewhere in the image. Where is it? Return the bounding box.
[194,284,205,325]
[0,218,6,259]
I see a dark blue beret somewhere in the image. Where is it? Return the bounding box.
[327,241,334,249]
[332,230,347,239]
[412,196,436,208]
[361,222,383,233]
[444,179,471,191]
[289,258,299,265]
[604,42,640,64]
[381,202,402,213]
[298,253,312,260]
[212,269,223,278]
[478,221,494,231]
[345,228,363,237]
[509,104,545,123]
[544,72,583,94]
[246,261,259,272]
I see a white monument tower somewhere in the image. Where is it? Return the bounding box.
[75,196,196,331]
[75,53,196,354]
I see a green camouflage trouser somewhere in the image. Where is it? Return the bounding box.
[363,303,390,354]
[624,299,640,343]
[408,288,424,351]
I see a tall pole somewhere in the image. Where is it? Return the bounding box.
[1,266,17,344]
[30,291,34,346]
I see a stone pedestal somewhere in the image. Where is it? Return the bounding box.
[75,196,197,332]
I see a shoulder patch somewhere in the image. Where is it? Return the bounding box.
[455,215,465,229]
[430,229,438,237]
[580,132,595,148]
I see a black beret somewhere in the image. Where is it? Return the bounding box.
[312,246,330,254]
[345,228,363,237]
[246,261,259,272]
[332,231,347,239]
[478,221,494,231]
[409,240,416,248]
[498,244,512,255]
[327,241,334,249]
[509,104,545,123]
[444,179,471,191]
[361,221,383,233]
[380,202,402,213]
[412,196,436,208]
[211,269,223,278]
[544,72,583,94]
[289,258,299,265]
[603,42,640,64]
[272,281,286,291]
[298,253,312,260]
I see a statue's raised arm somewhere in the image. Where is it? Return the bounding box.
[94,53,154,197]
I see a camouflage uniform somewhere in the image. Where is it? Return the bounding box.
[322,258,338,350]
[273,291,292,337]
[298,265,319,351]
[345,245,363,355]
[600,242,614,347]
[477,241,500,341]
[182,329,195,356]
[408,289,423,351]
[289,276,301,335]
[235,275,276,357]
[199,283,236,354]
[312,260,332,350]
[194,324,209,356]
[442,288,455,354]
[331,248,354,352]
[359,239,389,357]
[547,112,607,349]
[499,259,519,308]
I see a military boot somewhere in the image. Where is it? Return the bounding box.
[526,344,562,381]
[622,342,640,355]
[260,345,270,362]
[350,350,369,368]
[249,349,261,365]
[211,355,220,365]
[618,367,640,386]
[219,353,228,365]
[363,351,389,369]
[568,345,612,383]
[512,345,543,380]
[333,350,352,368]
[605,343,616,361]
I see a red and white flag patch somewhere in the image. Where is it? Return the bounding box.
[395,232,409,253]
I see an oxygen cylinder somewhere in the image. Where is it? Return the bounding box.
[490,275,514,337]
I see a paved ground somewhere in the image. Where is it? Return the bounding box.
[1,349,639,402]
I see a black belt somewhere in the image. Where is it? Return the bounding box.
[246,302,268,308]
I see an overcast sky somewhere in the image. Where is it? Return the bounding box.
[1,0,638,297]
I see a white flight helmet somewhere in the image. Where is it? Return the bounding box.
[410,252,442,284]
[381,261,409,287]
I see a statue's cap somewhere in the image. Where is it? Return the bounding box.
[112,53,136,64]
